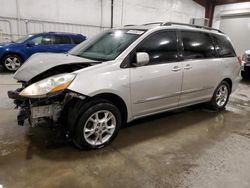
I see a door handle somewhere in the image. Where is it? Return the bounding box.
[172,66,182,72]
[184,64,192,70]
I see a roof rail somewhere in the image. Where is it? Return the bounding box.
[123,24,137,27]
[142,22,164,26]
[163,22,223,33]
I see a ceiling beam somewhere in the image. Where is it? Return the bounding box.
[215,0,250,6]
[193,0,249,27]
[193,0,207,7]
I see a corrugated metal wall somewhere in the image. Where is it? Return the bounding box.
[0,17,108,42]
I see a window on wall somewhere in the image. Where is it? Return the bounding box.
[212,35,236,57]
[136,31,179,64]
[181,31,216,59]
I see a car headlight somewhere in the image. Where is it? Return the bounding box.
[20,73,76,98]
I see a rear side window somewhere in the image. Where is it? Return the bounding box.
[181,31,216,59]
[72,36,84,44]
[212,35,236,57]
[53,35,72,44]
[136,31,178,64]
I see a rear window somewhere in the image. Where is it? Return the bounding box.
[212,35,236,57]
[72,36,84,44]
[53,35,72,44]
[181,31,216,59]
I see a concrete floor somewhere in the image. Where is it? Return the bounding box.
[0,73,250,188]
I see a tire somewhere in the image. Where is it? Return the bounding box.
[241,71,249,80]
[72,99,122,150]
[2,54,23,72]
[207,81,230,111]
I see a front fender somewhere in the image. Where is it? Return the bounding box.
[68,62,132,121]
[0,47,26,62]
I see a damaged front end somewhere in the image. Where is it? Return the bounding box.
[8,53,99,127]
[8,83,86,127]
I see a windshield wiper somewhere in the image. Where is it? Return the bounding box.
[70,54,108,62]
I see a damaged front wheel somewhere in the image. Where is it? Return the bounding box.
[72,100,121,150]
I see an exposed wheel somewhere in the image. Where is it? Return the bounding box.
[2,54,22,71]
[72,99,121,150]
[207,81,230,111]
[241,71,249,80]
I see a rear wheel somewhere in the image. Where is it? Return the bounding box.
[207,81,230,111]
[2,54,22,71]
[72,99,121,150]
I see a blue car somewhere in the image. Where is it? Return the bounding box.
[0,32,86,71]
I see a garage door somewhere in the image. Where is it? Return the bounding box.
[219,15,250,56]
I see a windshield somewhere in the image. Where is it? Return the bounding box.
[69,29,145,61]
[14,34,34,43]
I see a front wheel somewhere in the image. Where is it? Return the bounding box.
[72,100,122,150]
[207,81,230,111]
[2,54,23,71]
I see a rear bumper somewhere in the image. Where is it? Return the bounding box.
[232,76,241,93]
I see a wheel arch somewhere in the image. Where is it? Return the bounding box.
[93,93,128,125]
[62,92,129,135]
[0,51,25,64]
[222,78,232,93]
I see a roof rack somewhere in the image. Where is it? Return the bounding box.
[123,22,223,33]
[163,22,223,33]
[142,22,164,26]
[123,24,137,27]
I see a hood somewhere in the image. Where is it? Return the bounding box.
[0,42,17,48]
[14,53,97,82]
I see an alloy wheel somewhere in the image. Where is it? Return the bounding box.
[83,110,116,146]
[4,56,21,71]
[215,84,229,107]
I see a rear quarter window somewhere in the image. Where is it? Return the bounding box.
[72,36,85,44]
[212,35,236,57]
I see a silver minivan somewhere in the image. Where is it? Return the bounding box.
[8,22,241,149]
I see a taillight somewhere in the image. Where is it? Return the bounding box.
[237,56,242,65]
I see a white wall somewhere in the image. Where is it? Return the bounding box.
[212,2,250,55]
[0,0,205,40]
[113,0,205,27]
[212,2,250,29]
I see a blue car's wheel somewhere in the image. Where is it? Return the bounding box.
[3,54,22,72]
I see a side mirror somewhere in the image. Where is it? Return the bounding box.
[26,41,35,47]
[136,52,149,67]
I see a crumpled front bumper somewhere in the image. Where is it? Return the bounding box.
[8,89,65,127]
[8,89,29,125]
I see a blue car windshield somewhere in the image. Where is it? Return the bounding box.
[14,34,34,43]
[69,29,145,61]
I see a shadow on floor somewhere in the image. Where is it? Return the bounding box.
[24,104,225,161]
[240,78,250,85]
[0,65,13,74]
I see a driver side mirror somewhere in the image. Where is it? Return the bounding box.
[26,41,35,47]
[135,52,149,67]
